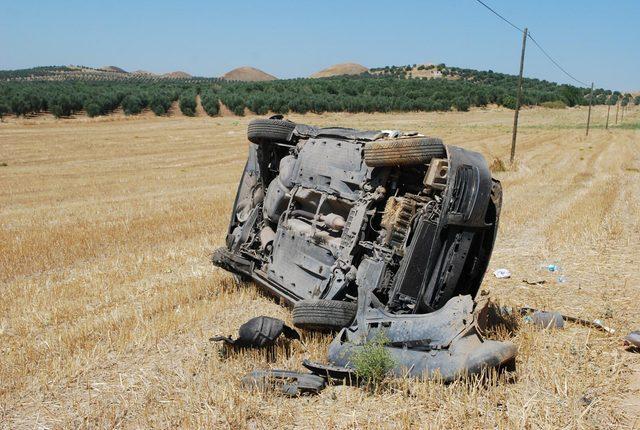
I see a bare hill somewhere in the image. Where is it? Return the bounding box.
[311,63,368,78]
[222,66,277,81]
[163,71,192,79]
[131,70,156,76]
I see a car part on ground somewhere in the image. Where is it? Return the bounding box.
[210,316,300,349]
[212,117,510,379]
[302,359,359,384]
[519,307,615,333]
[326,287,516,382]
[242,369,327,397]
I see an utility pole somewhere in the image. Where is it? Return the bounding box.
[510,27,527,165]
[605,103,610,130]
[586,82,594,136]
[615,102,620,124]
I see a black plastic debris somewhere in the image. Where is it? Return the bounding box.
[624,331,640,352]
[210,316,300,349]
[242,370,327,397]
[302,359,358,385]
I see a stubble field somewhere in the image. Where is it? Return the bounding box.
[1,106,639,429]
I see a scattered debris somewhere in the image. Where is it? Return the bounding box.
[624,331,640,352]
[210,316,300,349]
[522,279,546,285]
[523,310,565,329]
[546,264,558,272]
[493,268,511,279]
[520,307,615,334]
[242,370,326,397]
[302,359,358,384]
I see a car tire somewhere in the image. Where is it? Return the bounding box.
[247,118,296,145]
[292,299,357,331]
[364,137,446,167]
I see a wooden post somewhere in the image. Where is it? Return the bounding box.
[621,104,625,122]
[511,27,528,164]
[615,102,620,124]
[586,82,594,136]
[606,103,611,130]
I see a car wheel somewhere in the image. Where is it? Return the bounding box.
[292,299,357,331]
[247,118,296,145]
[364,137,446,167]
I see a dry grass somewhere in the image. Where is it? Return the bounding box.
[1,106,639,429]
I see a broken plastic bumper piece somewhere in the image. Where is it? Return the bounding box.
[326,295,517,382]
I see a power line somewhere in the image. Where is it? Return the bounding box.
[473,0,589,87]
[474,0,524,33]
[526,32,590,87]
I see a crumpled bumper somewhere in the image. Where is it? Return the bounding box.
[326,295,517,382]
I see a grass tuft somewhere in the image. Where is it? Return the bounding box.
[352,333,396,386]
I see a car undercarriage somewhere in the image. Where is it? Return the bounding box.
[213,116,516,379]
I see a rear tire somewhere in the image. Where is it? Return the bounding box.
[247,118,296,145]
[292,299,357,331]
[364,137,446,167]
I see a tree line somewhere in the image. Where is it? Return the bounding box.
[0,68,632,120]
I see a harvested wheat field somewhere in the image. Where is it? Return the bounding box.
[1,106,639,429]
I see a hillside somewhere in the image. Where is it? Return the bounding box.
[131,70,156,77]
[311,63,368,78]
[100,66,127,73]
[370,63,449,79]
[222,66,277,81]
[163,71,192,79]
[0,65,200,82]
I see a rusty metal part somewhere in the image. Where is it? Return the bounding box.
[364,137,447,167]
[381,197,416,247]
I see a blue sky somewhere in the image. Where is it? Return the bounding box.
[1,0,638,90]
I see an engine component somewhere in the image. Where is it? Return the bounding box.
[380,197,416,249]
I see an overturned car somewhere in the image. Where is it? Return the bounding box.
[213,117,516,380]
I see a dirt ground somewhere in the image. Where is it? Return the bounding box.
[1,106,639,429]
